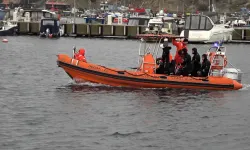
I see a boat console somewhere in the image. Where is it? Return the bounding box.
[208,41,243,83]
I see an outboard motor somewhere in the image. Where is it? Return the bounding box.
[46,28,50,37]
[223,68,243,83]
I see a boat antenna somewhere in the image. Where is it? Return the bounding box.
[74,0,76,25]
[73,46,76,58]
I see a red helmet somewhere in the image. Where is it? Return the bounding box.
[78,48,85,55]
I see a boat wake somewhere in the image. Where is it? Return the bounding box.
[240,84,250,91]
[72,81,110,87]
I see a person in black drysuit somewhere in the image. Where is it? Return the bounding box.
[198,54,211,77]
[156,46,171,74]
[191,48,201,76]
[181,48,192,76]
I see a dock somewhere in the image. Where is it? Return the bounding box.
[231,27,250,42]
[13,22,250,43]
[17,22,146,38]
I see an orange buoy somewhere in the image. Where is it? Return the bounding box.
[2,39,8,43]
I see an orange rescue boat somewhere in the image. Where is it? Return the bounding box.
[57,35,243,90]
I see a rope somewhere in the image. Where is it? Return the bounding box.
[190,76,209,80]
[98,65,162,78]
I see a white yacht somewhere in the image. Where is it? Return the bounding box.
[180,13,234,43]
[145,17,178,35]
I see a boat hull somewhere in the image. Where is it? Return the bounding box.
[39,33,60,38]
[0,26,17,36]
[57,54,242,90]
[180,27,234,43]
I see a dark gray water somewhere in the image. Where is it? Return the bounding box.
[1,36,250,150]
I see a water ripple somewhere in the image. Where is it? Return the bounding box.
[0,37,250,150]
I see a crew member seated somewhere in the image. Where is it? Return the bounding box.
[176,48,192,76]
[198,54,211,77]
[191,48,201,76]
[74,48,87,62]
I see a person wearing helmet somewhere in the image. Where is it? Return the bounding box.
[181,48,192,76]
[198,54,211,77]
[156,39,172,74]
[172,38,188,66]
[74,48,87,62]
[191,47,201,76]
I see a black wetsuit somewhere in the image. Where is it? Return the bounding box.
[200,59,211,77]
[156,46,171,74]
[191,49,201,76]
[181,52,192,76]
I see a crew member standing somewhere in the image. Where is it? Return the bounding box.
[172,38,188,65]
[74,48,87,62]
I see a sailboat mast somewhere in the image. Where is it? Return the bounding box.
[208,0,210,12]
[159,0,160,11]
[208,0,213,12]
[74,0,76,24]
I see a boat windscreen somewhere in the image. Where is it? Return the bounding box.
[210,15,220,24]
[209,47,218,52]
[185,15,213,30]
[128,19,148,26]
[128,19,139,26]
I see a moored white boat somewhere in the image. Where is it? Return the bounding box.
[0,21,17,36]
[180,13,234,43]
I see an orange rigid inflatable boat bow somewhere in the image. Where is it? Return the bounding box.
[57,54,243,90]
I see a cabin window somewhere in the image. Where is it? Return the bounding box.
[143,20,149,26]
[43,20,54,26]
[172,22,178,34]
[184,16,191,29]
[190,15,200,29]
[44,13,52,18]
[210,15,219,24]
[139,19,147,26]
[199,16,206,29]
[37,12,43,20]
[205,18,213,30]
[163,22,170,28]
[31,12,38,21]
[128,19,139,26]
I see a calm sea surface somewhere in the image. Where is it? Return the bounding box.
[1,36,250,150]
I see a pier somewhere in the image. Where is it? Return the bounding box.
[17,22,146,38]
[231,27,250,43]
[10,22,250,42]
